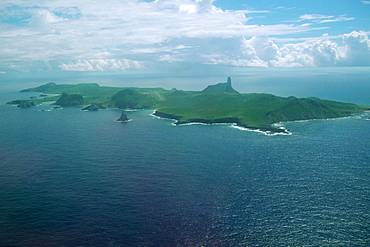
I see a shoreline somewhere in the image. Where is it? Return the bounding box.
[152,110,370,135]
[152,110,291,135]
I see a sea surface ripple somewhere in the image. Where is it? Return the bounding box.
[0,94,369,246]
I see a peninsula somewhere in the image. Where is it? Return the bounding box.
[8,77,368,134]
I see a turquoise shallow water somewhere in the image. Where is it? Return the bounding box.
[0,90,369,246]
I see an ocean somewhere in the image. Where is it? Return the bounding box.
[0,69,369,246]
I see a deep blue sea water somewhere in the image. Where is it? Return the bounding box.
[0,72,370,246]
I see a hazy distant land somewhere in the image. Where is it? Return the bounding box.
[8,77,369,134]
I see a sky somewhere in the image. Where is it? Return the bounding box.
[1,0,370,74]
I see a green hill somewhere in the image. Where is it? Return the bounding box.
[55,92,84,106]
[21,82,60,93]
[111,88,156,109]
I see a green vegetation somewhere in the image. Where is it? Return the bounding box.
[155,92,364,133]
[55,92,84,106]
[111,88,156,109]
[8,78,369,133]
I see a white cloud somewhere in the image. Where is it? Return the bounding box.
[179,4,197,14]
[0,0,309,64]
[0,0,369,71]
[299,14,354,24]
[194,0,219,13]
[318,16,354,24]
[28,9,64,27]
[341,31,370,66]
[361,1,370,4]
[158,54,183,63]
[270,35,340,67]
[300,14,334,20]
[7,64,30,72]
[180,0,219,14]
[200,37,267,67]
[249,36,279,61]
[191,35,338,67]
[206,32,370,68]
[59,59,144,71]
[179,0,222,14]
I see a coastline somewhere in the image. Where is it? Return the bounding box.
[152,110,291,135]
[152,110,370,135]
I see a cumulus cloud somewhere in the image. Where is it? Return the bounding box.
[180,0,218,14]
[201,37,267,67]
[204,31,370,68]
[195,35,339,67]
[341,31,370,66]
[249,36,279,61]
[270,35,340,67]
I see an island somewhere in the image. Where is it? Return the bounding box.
[8,77,369,134]
[9,100,37,108]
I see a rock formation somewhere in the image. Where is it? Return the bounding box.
[17,101,36,108]
[202,77,239,94]
[116,111,130,122]
[55,92,84,106]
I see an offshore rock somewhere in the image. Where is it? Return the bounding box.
[7,100,36,108]
[18,101,36,108]
[116,111,130,122]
